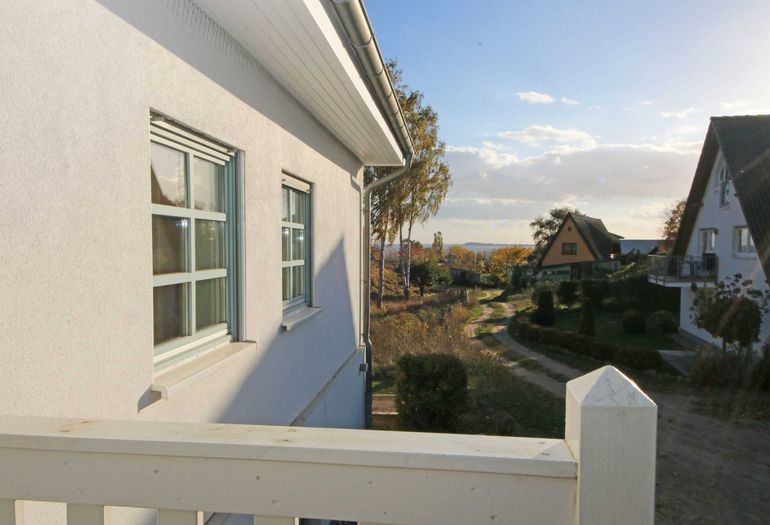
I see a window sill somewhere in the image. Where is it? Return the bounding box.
[151,341,256,400]
[734,253,757,259]
[282,306,322,331]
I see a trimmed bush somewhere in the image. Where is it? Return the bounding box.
[649,310,678,333]
[513,318,662,370]
[622,309,646,335]
[580,278,610,308]
[533,290,555,326]
[557,281,579,307]
[396,353,468,432]
[578,297,595,336]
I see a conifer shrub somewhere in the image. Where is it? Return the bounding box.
[395,353,468,432]
[578,296,595,336]
[533,290,555,326]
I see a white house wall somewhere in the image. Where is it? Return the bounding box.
[0,1,368,522]
[680,151,770,347]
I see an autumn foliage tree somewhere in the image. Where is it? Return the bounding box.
[366,59,451,303]
[488,246,532,286]
[661,198,686,241]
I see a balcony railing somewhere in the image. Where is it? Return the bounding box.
[648,254,718,285]
[0,366,656,525]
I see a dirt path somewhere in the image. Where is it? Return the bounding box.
[472,296,770,524]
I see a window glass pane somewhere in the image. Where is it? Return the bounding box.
[292,265,305,299]
[153,284,189,345]
[282,227,291,261]
[193,158,225,212]
[282,267,291,301]
[151,142,186,207]
[196,278,227,330]
[292,228,305,261]
[290,189,306,224]
[152,216,188,274]
[282,187,290,222]
[196,220,225,270]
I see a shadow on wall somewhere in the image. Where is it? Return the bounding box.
[214,237,361,428]
[97,0,358,172]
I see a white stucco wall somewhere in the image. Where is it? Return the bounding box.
[0,1,368,522]
[679,151,770,347]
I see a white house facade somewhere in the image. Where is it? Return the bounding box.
[0,1,410,523]
[649,116,770,349]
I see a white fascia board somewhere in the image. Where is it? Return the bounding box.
[196,0,403,166]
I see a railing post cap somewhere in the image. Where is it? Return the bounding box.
[567,365,656,408]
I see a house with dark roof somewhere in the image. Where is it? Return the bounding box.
[648,115,770,348]
[537,213,623,281]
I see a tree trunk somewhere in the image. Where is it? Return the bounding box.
[399,225,410,301]
[377,235,386,309]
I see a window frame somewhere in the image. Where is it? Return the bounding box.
[734,226,756,256]
[150,116,241,372]
[281,174,312,311]
[699,228,717,254]
[562,242,577,255]
[717,159,731,207]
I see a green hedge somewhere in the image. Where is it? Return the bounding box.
[533,290,555,326]
[395,353,468,432]
[513,318,662,370]
[622,309,646,335]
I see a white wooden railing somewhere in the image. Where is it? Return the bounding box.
[0,366,656,525]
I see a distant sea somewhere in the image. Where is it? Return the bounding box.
[428,242,535,253]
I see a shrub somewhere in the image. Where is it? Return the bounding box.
[749,342,770,391]
[557,281,579,307]
[622,309,646,335]
[649,310,678,333]
[578,297,595,336]
[513,319,661,370]
[689,351,747,388]
[396,353,468,432]
[533,291,555,326]
[580,278,610,308]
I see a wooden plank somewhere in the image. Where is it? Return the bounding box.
[158,509,203,525]
[252,516,296,525]
[67,504,104,524]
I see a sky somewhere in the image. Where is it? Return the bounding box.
[365,0,770,245]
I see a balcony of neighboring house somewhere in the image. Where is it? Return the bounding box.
[647,254,719,287]
[0,367,656,525]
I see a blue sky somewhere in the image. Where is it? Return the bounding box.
[366,0,770,244]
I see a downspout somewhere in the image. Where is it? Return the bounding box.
[331,0,415,428]
[362,154,412,427]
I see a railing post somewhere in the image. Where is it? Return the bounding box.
[0,500,24,525]
[565,366,657,525]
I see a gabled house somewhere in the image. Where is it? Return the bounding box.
[537,213,623,281]
[648,115,770,347]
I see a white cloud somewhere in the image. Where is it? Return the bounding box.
[514,91,581,106]
[660,107,701,119]
[516,91,554,104]
[720,99,755,111]
[497,125,596,149]
[718,99,770,114]
[641,100,654,105]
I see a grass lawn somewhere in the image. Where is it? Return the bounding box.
[552,307,684,351]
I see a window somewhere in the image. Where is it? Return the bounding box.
[150,115,239,371]
[735,226,756,255]
[717,159,731,206]
[282,176,311,308]
[562,242,577,255]
[699,229,717,254]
